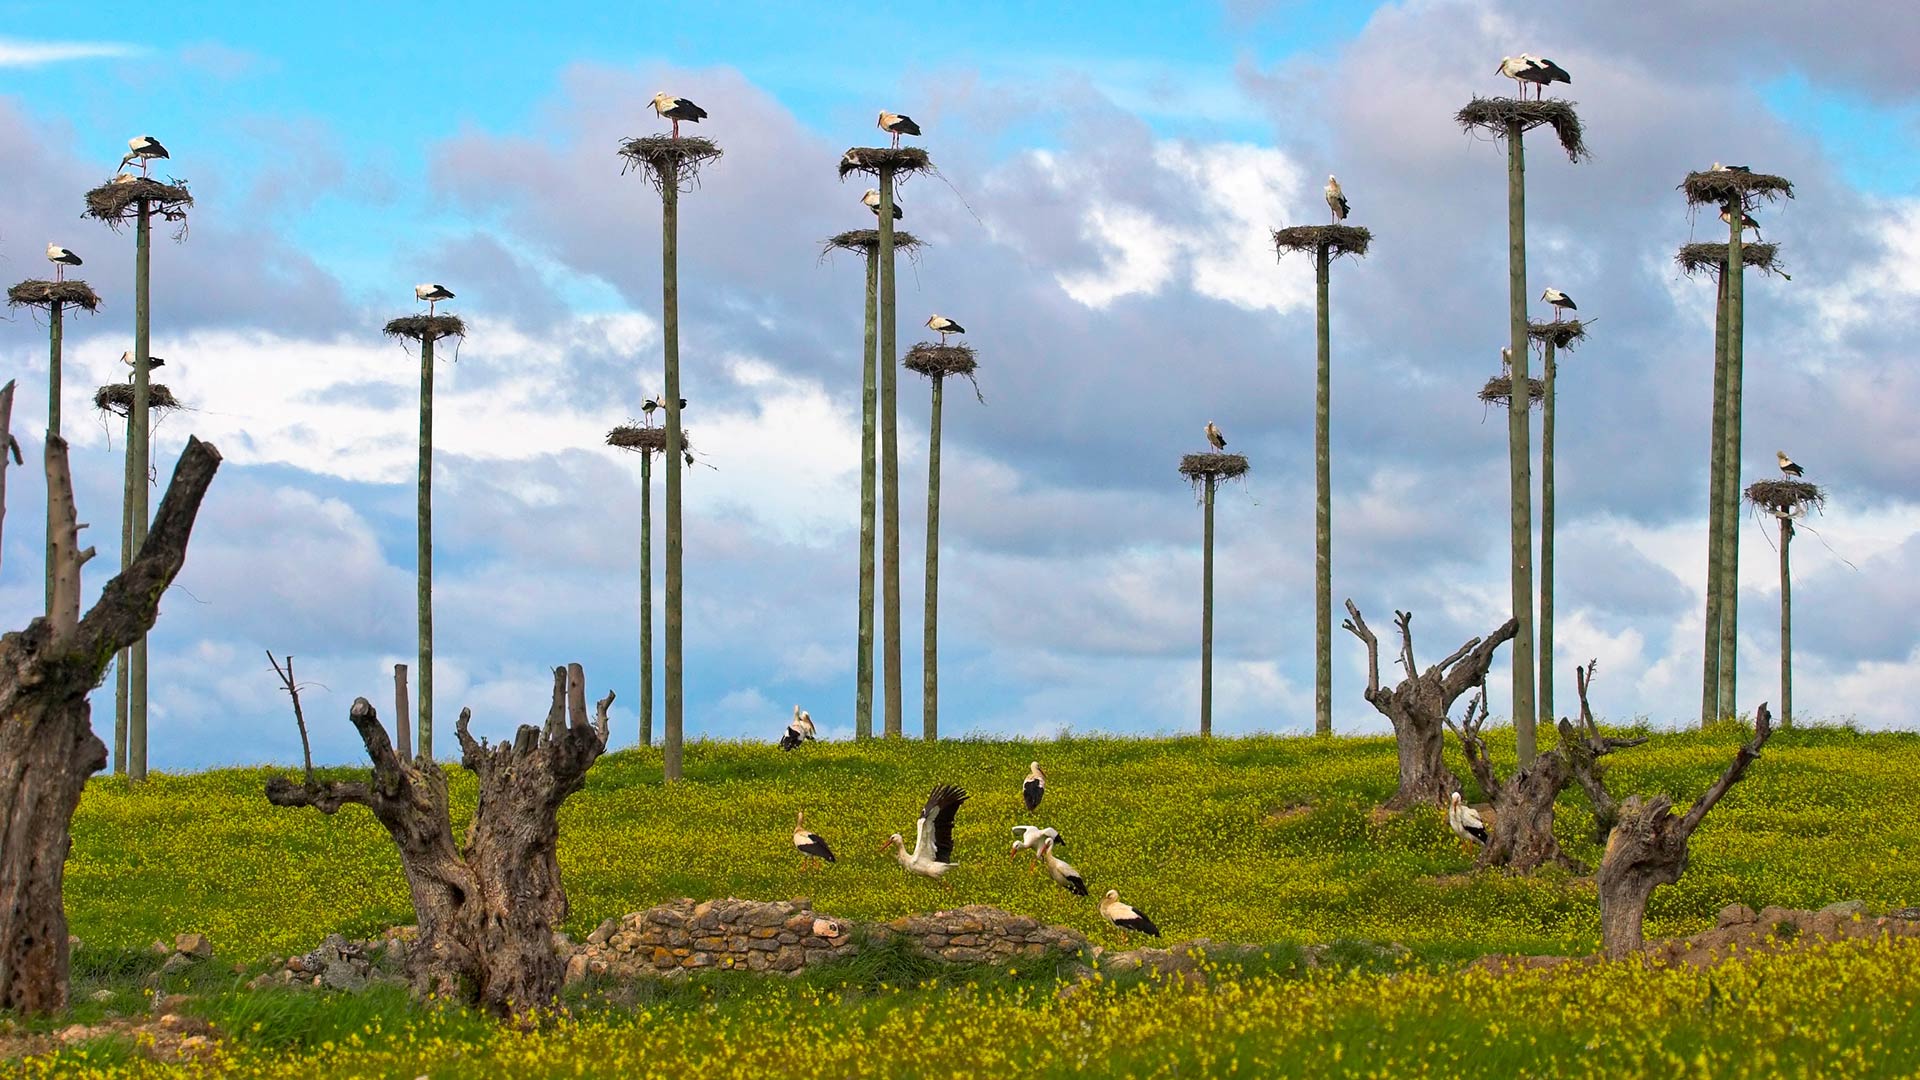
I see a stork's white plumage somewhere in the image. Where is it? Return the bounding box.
[651,92,707,138]
[1518,55,1571,99]
[1205,421,1226,452]
[414,283,454,316]
[779,705,816,751]
[1009,825,1063,871]
[862,188,904,221]
[1720,205,1762,240]
[109,172,139,186]
[1038,836,1087,897]
[1324,175,1350,223]
[926,314,965,345]
[793,810,837,869]
[877,110,921,149]
[1777,450,1804,478]
[1022,761,1045,812]
[882,784,968,881]
[45,243,82,282]
[120,350,165,370]
[1711,162,1752,174]
[1495,56,1535,96]
[1500,347,1513,375]
[1100,889,1161,942]
[1540,287,1577,321]
[120,135,168,176]
[1448,791,1489,850]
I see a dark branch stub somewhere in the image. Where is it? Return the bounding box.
[267,650,315,788]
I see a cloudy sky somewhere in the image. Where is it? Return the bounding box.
[1,1,1915,768]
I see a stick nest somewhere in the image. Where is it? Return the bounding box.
[606,425,692,454]
[94,382,181,416]
[383,315,467,342]
[1681,170,1794,208]
[1745,479,1825,514]
[838,147,933,179]
[1272,225,1373,260]
[1675,242,1787,279]
[1480,375,1546,408]
[619,136,724,193]
[1179,452,1250,482]
[903,342,978,379]
[83,178,194,227]
[7,280,102,311]
[1455,97,1589,162]
[822,229,924,255]
[1527,320,1588,350]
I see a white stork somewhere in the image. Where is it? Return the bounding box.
[1037,836,1087,897]
[1495,56,1535,97]
[651,93,707,138]
[926,314,965,345]
[1540,287,1577,321]
[779,705,816,751]
[1100,889,1161,943]
[1447,791,1489,852]
[1324,175,1350,223]
[1022,761,1045,812]
[1720,205,1762,240]
[878,110,922,148]
[1519,55,1571,99]
[792,810,837,870]
[45,244,82,282]
[882,783,969,882]
[414,283,454,316]
[119,350,165,371]
[1710,162,1752,174]
[1205,421,1227,452]
[120,135,168,176]
[1009,825,1063,870]
[862,188,904,221]
[1500,347,1513,375]
[109,172,139,186]
[1776,450,1804,478]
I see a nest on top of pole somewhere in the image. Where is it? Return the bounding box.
[1179,453,1250,495]
[821,229,925,256]
[94,382,181,416]
[903,342,982,402]
[606,425,692,455]
[837,147,933,180]
[8,280,102,312]
[1454,97,1589,162]
[1675,242,1788,279]
[1679,170,1794,208]
[83,177,194,230]
[618,136,724,194]
[1480,374,1546,409]
[1745,479,1825,516]
[1271,225,1373,261]
[383,315,467,343]
[1526,319,1589,350]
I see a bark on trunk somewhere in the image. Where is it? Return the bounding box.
[855,249,878,741]
[1701,263,1730,724]
[1597,704,1772,958]
[393,663,412,760]
[878,168,902,739]
[1313,242,1333,739]
[0,436,220,1014]
[1504,119,1537,765]
[266,665,612,1018]
[1342,600,1517,810]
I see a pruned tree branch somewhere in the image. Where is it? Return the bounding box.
[1439,619,1518,701]
[266,650,314,787]
[1445,682,1502,802]
[1679,701,1774,839]
[45,437,82,637]
[1340,598,1381,700]
[1394,610,1417,680]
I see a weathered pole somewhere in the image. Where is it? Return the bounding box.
[115,405,133,774]
[1717,209,1746,721]
[1778,515,1793,728]
[1537,335,1557,727]
[44,301,62,615]
[1702,263,1730,724]
[1313,242,1333,738]
[128,198,153,780]
[855,247,878,740]
[639,447,654,747]
[416,331,435,759]
[877,168,903,738]
[662,157,686,780]
[922,372,944,741]
[1504,119,1537,764]
[1202,473,1216,738]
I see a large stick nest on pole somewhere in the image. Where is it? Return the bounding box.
[383,315,467,343]
[1455,97,1590,162]
[1179,452,1250,483]
[837,147,933,180]
[618,136,723,193]
[1272,225,1373,260]
[7,280,102,311]
[1675,242,1787,279]
[1480,374,1546,408]
[94,382,181,416]
[1680,170,1794,208]
[1745,479,1825,514]
[605,425,692,455]
[83,178,194,229]
[1527,319,1588,350]
[822,229,924,255]
[903,342,978,379]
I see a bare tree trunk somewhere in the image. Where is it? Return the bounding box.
[1597,705,1772,958]
[0,436,220,1014]
[1504,119,1537,766]
[855,249,878,741]
[878,168,903,739]
[1201,474,1216,738]
[1313,242,1333,739]
[1343,601,1516,810]
[1701,263,1730,724]
[394,663,412,760]
[266,666,611,1018]
[0,381,15,575]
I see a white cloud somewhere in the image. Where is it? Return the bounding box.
[0,37,136,67]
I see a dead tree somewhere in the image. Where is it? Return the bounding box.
[265,664,612,1018]
[1597,703,1774,959]
[1447,661,1646,872]
[1342,600,1517,810]
[0,436,221,1014]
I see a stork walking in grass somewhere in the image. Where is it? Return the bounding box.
[1009,825,1064,870]
[883,784,969,882]
[862,188,903,221]
[1038,836,1087,897]
[651,93,707,138]
[926,314,965,345]
[1720,205,1762,240]
[1541,287,1577,321]
[119,135,168,176]
[414,283,454,317]
[878,110,921,148]
[1022,761,1046,812]
[1100,889,1161,942]
[1205,421,1227,452]
[1448,791,1489,852]
[1324,175,1350,223]
[1777,450,1805,478]
[793,810,837,870]
[780,706,816,751]
[45,243,82,282]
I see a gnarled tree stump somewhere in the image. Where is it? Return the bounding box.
[1597,703,1774,958]
[0,436,221,1014]
[1342,600,1517,810]
[265,664,612,1018]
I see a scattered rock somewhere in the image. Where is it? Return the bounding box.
[1717,903,1758,928]
[88,989,115,1004]
[173,933,212,958]
[1891,907,1920,921]
[1819,900,1866,918]
[156,953,193,977]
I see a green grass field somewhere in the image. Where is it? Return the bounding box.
[21,724,1920,1077]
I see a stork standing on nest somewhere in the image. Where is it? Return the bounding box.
[119,135,168,177]
[792,811,837,870]
[1205,421,1227,451]
[926,314,965,345]
[878,110,921,148]
[414,283,454,317]
[779,705,816,751]
[46,243,82,282]
[1447,791,1489,853]
[1711,162,1752,174]
[1540,287,1577,321]
[1100,889,1161,943]
[1324,175,1350,223]
[119,350,165,371]
[1777,450,1805,478]
[651,93,707,138]
[1022,760,1046,812]
[1519,55,1570,99]
[1500,347,1513,375]
[1720,205,1762,240]
[1037,836,1087,897]
[882,784,969,882]
[1009,825,1063,870]
[643,393,688,423]
[862,188,904,220]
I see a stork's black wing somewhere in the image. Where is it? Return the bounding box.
[922,784,968,864]
[1022,778,1043,812]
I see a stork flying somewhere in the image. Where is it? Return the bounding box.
[1100,889,1161,943]
[882,784,969,882]
[1776,450,1805,478]
[414,283,454,316]
[1205,421,1227,452]
[877,110,921,148]
[780,705,816,751]
[1022,761,1046,812]
[1448,791,1489,852]
[120,135,168,176]
[651,93,707,138]
[45,244,82,282]
[792,811,837,870]
[1038,836,1087,897]
[1009,825,1064,870]
[1540,287,1577,321]
[1324,175,1350,223]
[926,314,965,345]
[862,188,904,221]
